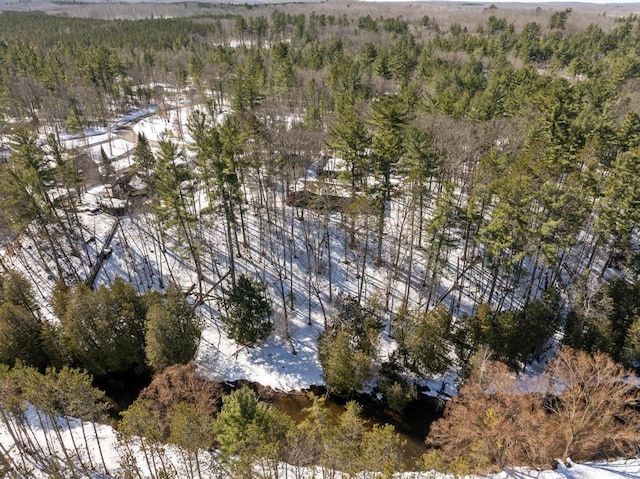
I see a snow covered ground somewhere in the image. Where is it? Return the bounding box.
[0,97,610,393]
[88,138,135,162]
[0,101,637,477]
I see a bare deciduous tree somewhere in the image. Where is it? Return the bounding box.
[428,359,548,473]
[427,347,640,473]
[545,347,640,461]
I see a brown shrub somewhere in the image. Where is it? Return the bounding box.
[426,348,640,474]
[140,363,223,427]
[545,347,640,461]
[427,360,550,473]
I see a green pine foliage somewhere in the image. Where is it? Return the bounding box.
[222,274,272,346]
[214,386,291,476]
[454,292,562,372]
[318,295,382,397]
[0,302,46,368]
[119,398,165,445]
[59,278,148,376]
[564,278,640,365]
[0,271,47,368]
[399,305,453,376]
[318,328,373,398]
[145,284,203,373]
[133,132,155,182]
[168,401,216,471]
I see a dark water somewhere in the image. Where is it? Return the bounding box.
[94,369,153,418]
[263,385,444,470]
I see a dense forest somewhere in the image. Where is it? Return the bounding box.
[1,3,640,477]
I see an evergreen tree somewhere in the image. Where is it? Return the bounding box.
[0,128,66,278]
[0,303,45,368]
[623,315,640,364]
[325,401,366,474]
[133,131,155,184]
[119,398,167,479]
[222,274,272,346]
[327,102,371,201]
[1,270,39,319]
[44,366,109,475]
[326,102,372,253]
[368,94,410,264]
[318,295,381,397]
[60,278,147,376]
[595,147,640,270]
[214,387,291,476]
[318,329,373,398]
[154,137,203,290]
[549,9,571,30]
[230,47,265,111]
[617,111,640,153]
[168,402,216,479]
[99,145,114,184]
[189,111,247,286]
[400,305,453,376]
[145,284,203,373]
[361,423,406,477]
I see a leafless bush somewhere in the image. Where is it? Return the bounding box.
[140,362,223,428]
[427,347,640,474]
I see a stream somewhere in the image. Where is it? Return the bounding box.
[257,384,444,470]
[97,375,443,471]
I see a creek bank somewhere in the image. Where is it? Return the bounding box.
[97,372,444,470]
[226,380,445,470]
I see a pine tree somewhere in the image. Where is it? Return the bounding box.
[60,278,147,376]
[368,94,410,265]
[361,424,405,478]
[623,316,640,364]
[11,365,83,476]
[1,270,39,319]
[318,295,381,397]
[325,401,366,475]
[145,284,203,373]
[318,329,372,398]
[0,128,65,278]
[133,132,155,184]
[0,303,45,368]
[230,47,265,111]
[328,104,371,191]
[595,147,640,273]
[222,274,272,346]
[214,387,291,476]
[401,305,453,376]
[168,402,216,479]
[154,137,203,291]
[49,366,109,474]
[189,111,247,286]
[119,398,167,479]
[617,111,640,153]
[99,145,114,184]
